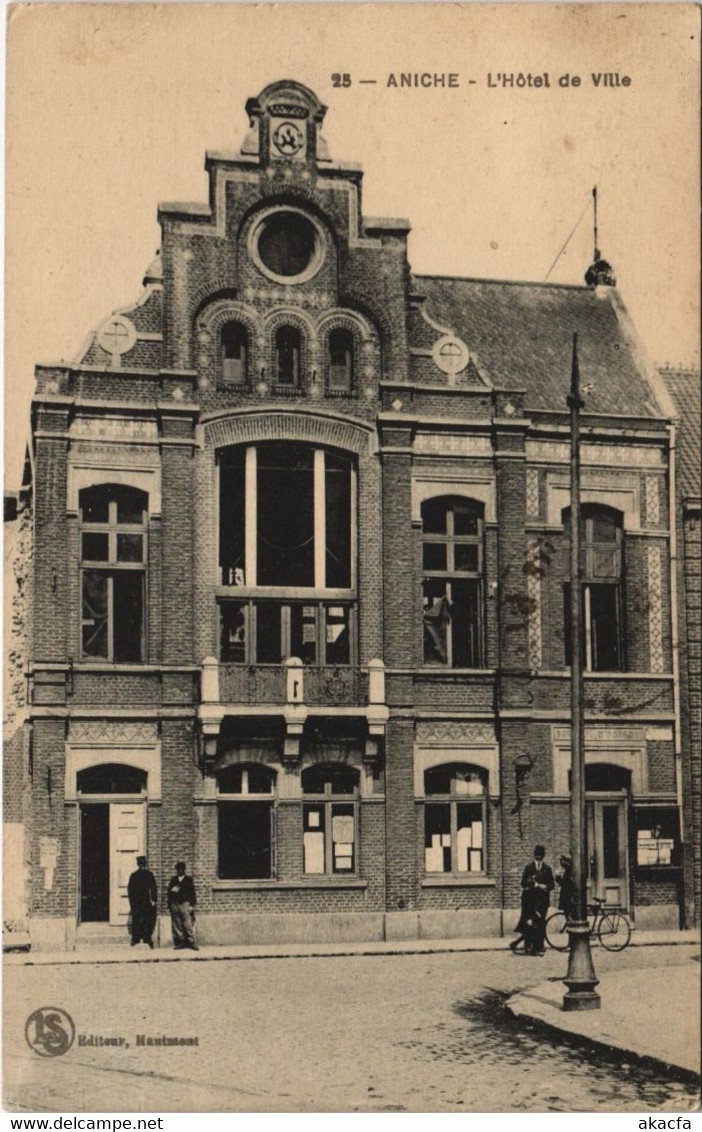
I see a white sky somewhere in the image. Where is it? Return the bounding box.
[4,3,700,488]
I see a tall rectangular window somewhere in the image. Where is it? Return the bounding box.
[302,764,359,875]
[217,765,275,879]
[219,450,245,586]
[325,451,352,588]
[80,485,147,662]
[257,444,314,586]
[421,497,484,668]
[423,764,487,875]
[563,506,625,672]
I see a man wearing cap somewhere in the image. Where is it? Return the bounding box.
[556,853,576,920]
[127,856,157,948]
[167,862,198,950]
[520,845,554,955]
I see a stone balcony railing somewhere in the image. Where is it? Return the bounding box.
[201,656,384,711]
[198,656,387,767]
[215,663,370,707]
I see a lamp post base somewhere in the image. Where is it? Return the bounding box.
[562,920,601,1011]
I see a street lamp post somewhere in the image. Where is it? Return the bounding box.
[563,333,601,1012]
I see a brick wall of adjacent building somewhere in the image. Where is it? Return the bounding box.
[29,719,68,918]
[682,508,701,925]
[659,368,700,928]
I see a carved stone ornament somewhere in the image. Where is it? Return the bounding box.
[416,721,497,746]
[69,720,158,746]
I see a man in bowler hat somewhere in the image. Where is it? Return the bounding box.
[127,855,157,948]
[519,844,554,955]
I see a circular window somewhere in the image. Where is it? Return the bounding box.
[250,209,323,284]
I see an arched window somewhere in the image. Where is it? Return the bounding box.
[275,326,301,386]
[563,505,624,671]
[302,763,359,875]
[423,763,487,875]
[421,496,484,668]
[79,484,147,662]
[221,321,248,384]
[77,763,147,795]
[328,328,354,392]
[584,764,631,792]
[217,764,276,879]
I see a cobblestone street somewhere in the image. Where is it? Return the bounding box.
[4,945,698,1112]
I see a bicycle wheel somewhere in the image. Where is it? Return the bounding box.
[597,911,631,951]
[545,911,570,951]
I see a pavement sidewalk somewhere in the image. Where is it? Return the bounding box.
[507,955,701,1079]
[4,927,698,966]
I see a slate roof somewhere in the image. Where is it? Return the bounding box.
[413,275,665,419]
[660,368,701,499]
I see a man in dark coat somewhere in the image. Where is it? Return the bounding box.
[167,861,198,950]
[127,856,157,948]
[519,844,554,955]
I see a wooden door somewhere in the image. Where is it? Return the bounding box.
[586,796,629,909]
[109,803,146,924]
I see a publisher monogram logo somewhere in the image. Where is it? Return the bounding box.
[25,1007,76,1057]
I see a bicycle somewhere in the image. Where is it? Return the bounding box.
[545,897,632,952]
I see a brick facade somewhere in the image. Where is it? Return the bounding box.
[9,79,694,949]
[682,510,701,926]
[659,368,701,929]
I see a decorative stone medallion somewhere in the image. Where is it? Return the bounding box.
[96,315,137,359]
[432,335,469,376]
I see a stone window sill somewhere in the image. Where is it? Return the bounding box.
[634,864,682,872]
[211,878,368,891]
[414,668,494,678]
[539,669,674,681]
[421,876,496,888]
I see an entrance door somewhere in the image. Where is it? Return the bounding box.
[80,805,110,922]
[109,803,146,924]
[79,801,146,925]
[586,796,629,908]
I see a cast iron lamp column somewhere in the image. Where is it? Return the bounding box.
[563,333,601,1011]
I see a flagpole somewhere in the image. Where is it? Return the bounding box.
[563,332,601,1011]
